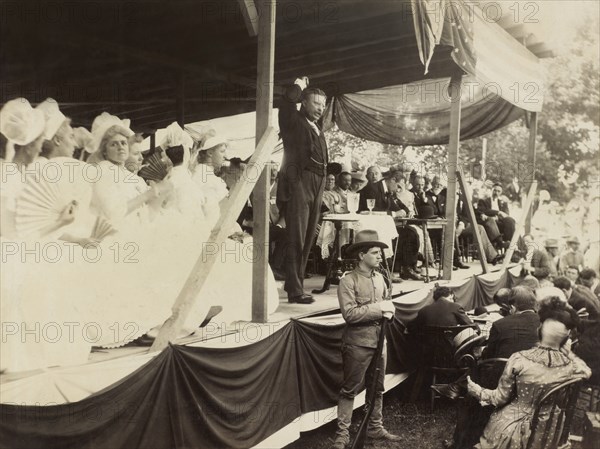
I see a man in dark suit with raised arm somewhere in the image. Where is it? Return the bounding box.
[277,76,328,304]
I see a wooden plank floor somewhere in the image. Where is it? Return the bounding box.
[1,260,504,384]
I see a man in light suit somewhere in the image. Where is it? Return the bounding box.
[277,76,328,304]
[477,183,515,246]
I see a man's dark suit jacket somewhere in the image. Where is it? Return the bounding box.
[530,249,556,280]
[410,299,474,331]
[277,84,328,204]
[482,311,540,360]
[358,180,410,214]
[570,286,600,319]
[477,196,510,217]
[410,188,440,215]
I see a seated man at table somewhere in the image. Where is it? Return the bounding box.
[411,175,440,215]
[456,190,501,265]
[364,165,382,189]
[477,183,516,248]
[521,233,557,285]
[359,169,422,280]
[409,286,474,331]
[554,276,600,318]
[333,170,352,212]
[395,174,435,267]
[482,287,540,362]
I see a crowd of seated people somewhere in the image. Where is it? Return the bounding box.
[406,282,597,449]
[0,97,280,372]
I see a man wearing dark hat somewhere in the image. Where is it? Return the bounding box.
[277,76,328,304]
[522,234,557,283]
[544,238,560,275]
[332,230,400,449]
[559,236,584,274]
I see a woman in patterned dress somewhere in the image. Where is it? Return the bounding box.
[467,299,591,449]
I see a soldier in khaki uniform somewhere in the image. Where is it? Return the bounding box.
[331,230,401,449]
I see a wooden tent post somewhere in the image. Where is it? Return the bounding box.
[252,0,276,322]
[500,181,538,271]
[176,73,185,127]
[442,72,463,280]
[525,112,537,234]
[457,171,490,274]
[150,128,278,352]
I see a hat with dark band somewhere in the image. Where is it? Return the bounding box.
[345,229,388,258]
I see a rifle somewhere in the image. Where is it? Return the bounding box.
[349,317,388,449]
[350,260,393,449]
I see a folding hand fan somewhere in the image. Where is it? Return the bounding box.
[16,160,92,238]
[90,216,118,241]
[138,151,172,182]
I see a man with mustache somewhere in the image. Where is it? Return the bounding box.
[277,76,328,304]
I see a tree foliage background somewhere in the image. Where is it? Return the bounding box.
[324,8,599,206]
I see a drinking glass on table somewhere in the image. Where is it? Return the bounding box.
[347,192,360,214]
[367,199,375,214]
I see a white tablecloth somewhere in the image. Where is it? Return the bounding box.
[316,213,398,259]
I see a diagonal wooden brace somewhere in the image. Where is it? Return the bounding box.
[150,127,278,352]
[501,181,538,271]
[457,171,490,274]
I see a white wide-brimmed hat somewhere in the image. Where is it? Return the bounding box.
[88,112,134,154]
[73,127,93,150]
[202,134,228,150]
[0,98,45,146]
[36,98,67,140]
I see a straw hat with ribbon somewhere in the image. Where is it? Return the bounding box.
[453,327,483,355]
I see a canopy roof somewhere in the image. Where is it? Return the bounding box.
[1,0,549,141]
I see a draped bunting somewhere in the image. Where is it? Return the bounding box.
[323,0,544,147]
[325,76,523,146]
[413,0,544,112]
[0,267,525,449]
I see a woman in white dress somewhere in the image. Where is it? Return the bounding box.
[0,99,84,372]
[81,118,177,347]
[188,134,281,325]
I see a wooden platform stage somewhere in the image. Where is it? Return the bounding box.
[1,260,502,386]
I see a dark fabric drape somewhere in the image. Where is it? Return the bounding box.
[329,88,523,147]
[0,270,524,449]
[291,320,344,412]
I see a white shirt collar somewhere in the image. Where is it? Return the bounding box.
[305,117,320,136]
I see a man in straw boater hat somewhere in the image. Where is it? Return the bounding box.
[331,230,401,449]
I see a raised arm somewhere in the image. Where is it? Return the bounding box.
[278,78,306,136]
